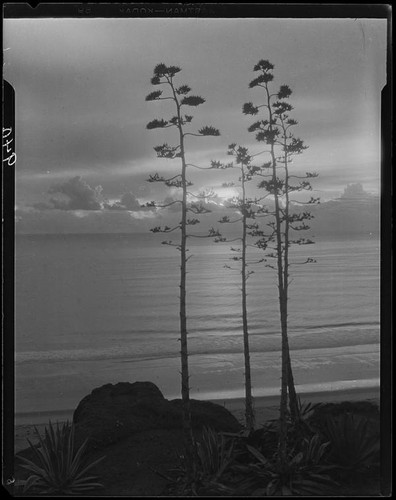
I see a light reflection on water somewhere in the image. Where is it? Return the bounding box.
[15,234,380,412]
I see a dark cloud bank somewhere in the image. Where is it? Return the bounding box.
[33,176,146,213]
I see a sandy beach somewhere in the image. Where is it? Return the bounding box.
[14,385,379,454]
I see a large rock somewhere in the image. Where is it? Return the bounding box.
[169,398,242,432]
[73,382,241,449]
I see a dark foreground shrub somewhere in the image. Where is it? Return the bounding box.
[321,412,380,477]
[18,421,105,495]
[171,426,236,495]
[234,434,338,496]
[246,398,324,458]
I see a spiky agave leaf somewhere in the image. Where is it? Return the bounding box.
[196,427,235,484]
[21,475,42,493]
[246,444,271,466]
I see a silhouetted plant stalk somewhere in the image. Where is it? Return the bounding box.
[243,59,319,462]
[212,145,269,432]
[145,63,220,479]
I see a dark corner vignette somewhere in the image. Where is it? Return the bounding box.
[380,15,392,496]
[2,80,16,494]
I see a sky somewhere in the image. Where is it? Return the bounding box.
[4,17,387,234]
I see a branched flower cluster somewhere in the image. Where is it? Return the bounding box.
[243,102,259,115]
[145,90,163,101]
[176,85,191,95]
[153,143,181,159]
[210,160,233,170]
[181,95,206,106]
[198,126,220,136]
[188,202,212,214]
[239,58,320,296]
[146,118,170,130]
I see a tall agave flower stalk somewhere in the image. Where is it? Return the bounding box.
[243,59,319,461]
[145,63,220,478]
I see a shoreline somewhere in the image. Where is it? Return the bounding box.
[215,385,379,424]
[14,385,379,454]
[15,343,379,417]
[14,381,379,426]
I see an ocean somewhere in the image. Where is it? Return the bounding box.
[14,232,380,416]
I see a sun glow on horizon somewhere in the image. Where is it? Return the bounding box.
[212,186,240,205]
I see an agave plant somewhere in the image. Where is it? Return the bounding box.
[296,397,324,422]
[288,397,325,444]
[172,427,236,495]
[196,426,235,480]
[246,419,279,458]
[235,434,337,496]
[18,420,105,494]
[321,413,380,474]
[246,401,322,461]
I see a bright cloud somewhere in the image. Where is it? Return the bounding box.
[104,192,142,211]
[45,176,104,211]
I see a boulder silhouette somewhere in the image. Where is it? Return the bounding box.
[73,381,241,449]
